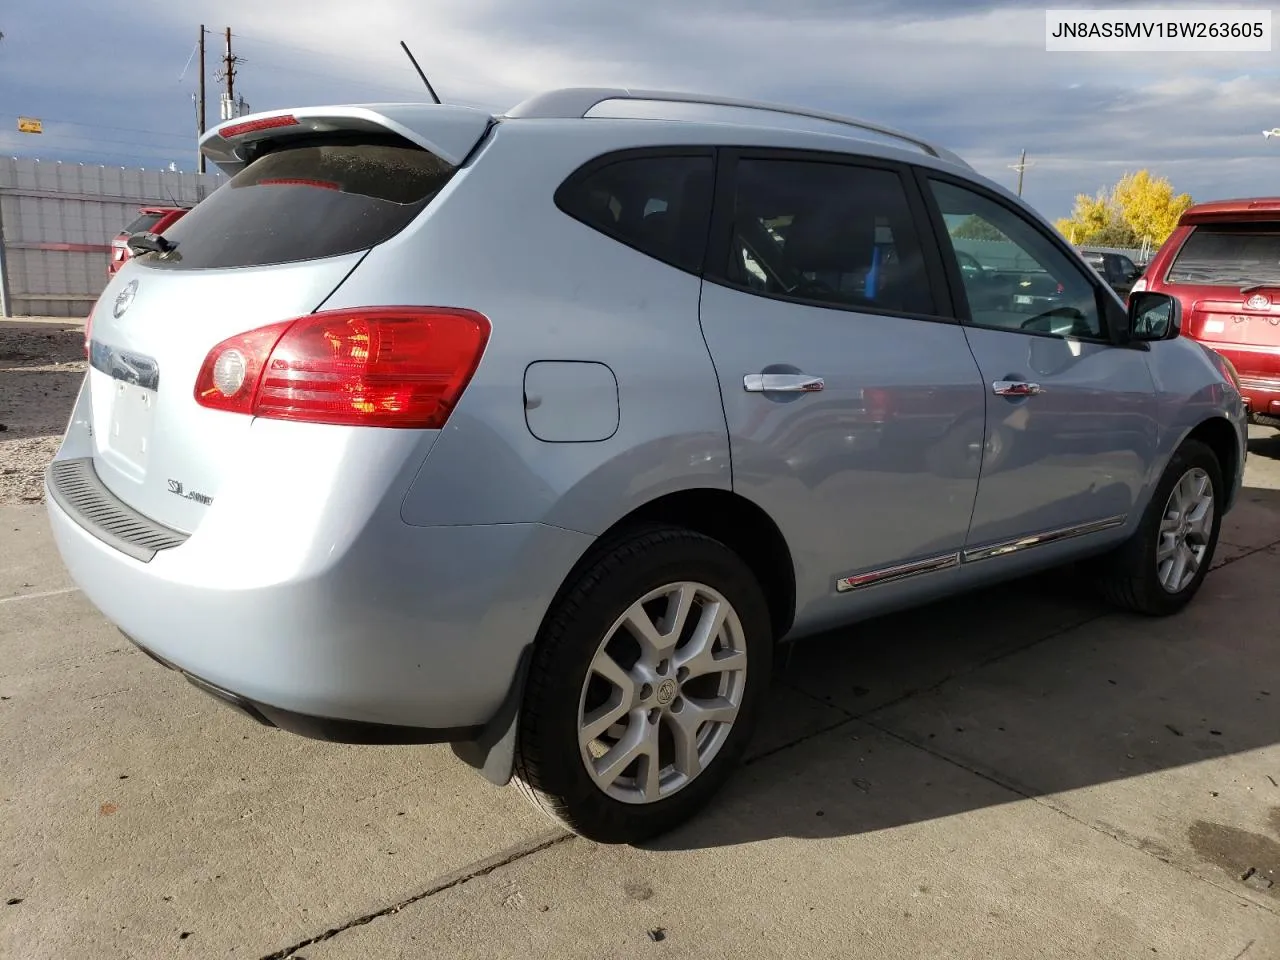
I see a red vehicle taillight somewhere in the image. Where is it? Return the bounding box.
[193,307,491,428]
[219,114,299,138]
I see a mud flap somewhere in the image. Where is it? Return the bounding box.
[450,644,532,786]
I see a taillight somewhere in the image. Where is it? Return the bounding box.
[1130,276,1148,295]
[193,307,490,429]
[219,114,299,138]
[863,387,892,422]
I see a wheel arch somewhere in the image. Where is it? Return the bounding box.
[1182,414,1242,510]
[453,486,796,788]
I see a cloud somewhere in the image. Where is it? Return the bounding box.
[2,0,1277,218]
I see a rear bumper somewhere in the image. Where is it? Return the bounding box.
[46,457,593,736]
[1206,344,1280,423]
[122,630,482,743]
[1237,375,1280,426]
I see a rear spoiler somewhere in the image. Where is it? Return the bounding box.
[199,103,495,176]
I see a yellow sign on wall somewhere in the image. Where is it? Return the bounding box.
[17,117,43,134]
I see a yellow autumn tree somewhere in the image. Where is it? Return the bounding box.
[1112,170,1193,247]
[1055,191,1120,245]
[1055,169,1192,248]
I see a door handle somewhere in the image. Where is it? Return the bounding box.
[744,373,825,393]
[992,380,1043,397]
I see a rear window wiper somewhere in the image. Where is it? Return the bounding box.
[126,232,176,256]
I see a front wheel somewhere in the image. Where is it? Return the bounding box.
[1097,438,1223,616]
[513,526,772,844]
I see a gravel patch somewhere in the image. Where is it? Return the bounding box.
[0,323,87,505]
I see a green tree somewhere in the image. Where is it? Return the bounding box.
[951,215,1007,242]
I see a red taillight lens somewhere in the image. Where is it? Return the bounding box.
[863,386,892,421]
[193,308,490,429]
[219,114,299,138]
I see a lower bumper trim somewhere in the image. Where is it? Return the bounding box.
[121,631,483,746]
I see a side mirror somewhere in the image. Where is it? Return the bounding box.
[1128,292,1182,342]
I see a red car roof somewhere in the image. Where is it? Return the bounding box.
[1180,197,1280,225]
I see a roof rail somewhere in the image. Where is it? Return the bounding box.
[505,87,969,168]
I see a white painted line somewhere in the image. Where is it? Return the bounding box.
[0,587,80,604]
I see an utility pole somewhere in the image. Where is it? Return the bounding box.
[217,27,244,120]
[197,25,207,173]
[1008,149,1035,197]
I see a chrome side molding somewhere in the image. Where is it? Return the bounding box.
[836,515,1128,593]
[836,552,959,592]
[961,515,1127,563]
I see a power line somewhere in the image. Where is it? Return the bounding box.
[232,32,398,73]
[5,129,192,151]
[0,144,192,166]
[243,60,424,98]
[12,118,191,142]
[232,33,432,97]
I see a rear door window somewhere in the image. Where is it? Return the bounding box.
[555,152,715,274]
[715,157,936,316]
[150,141,456,270]
[1167,224,1280,286]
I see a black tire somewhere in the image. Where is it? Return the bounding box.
[513,525,773,844]
[1097,438,1224,616]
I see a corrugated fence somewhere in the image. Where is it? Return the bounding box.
[0,157,226,318]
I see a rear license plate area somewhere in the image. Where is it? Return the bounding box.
[107,380,156,474]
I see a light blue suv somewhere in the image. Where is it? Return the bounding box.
[47,88,1248,843]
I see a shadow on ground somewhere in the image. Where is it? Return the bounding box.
[1250,429,1280,462]
[654,484,1280,857]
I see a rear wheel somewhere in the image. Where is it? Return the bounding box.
[513,526,772,844]
[1097,439,1223,616]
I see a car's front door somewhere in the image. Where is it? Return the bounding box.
[921,175,1160,556]
[696,152,987,635]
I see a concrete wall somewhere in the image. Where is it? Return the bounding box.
[0,158,226,318]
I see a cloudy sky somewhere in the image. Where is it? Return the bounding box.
[1,0,1277,220]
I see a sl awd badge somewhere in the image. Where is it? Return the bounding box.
[167,479,213,506]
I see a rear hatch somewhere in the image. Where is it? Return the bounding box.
[1163,221,1280,374]
[84,104,493,532]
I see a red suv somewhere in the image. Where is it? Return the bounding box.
[1137,197,1280,430]
[107,206,189,276]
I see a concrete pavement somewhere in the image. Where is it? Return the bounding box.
[2,428,1279,958]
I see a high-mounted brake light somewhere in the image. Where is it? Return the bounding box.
[219,114,300,139]
[193,308,491,429]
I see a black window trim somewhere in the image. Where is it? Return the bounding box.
[913,166,1127,347]
[702,146,960,326]
[552,145,719,277]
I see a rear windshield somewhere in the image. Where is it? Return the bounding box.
[150,141,455,270]
[1167,223,1280,286]
[122,212,164,236]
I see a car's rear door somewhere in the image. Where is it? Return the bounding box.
[696,149,986,634]
[81,107,493,533]
[920,172,1159,555]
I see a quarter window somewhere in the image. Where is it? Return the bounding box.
[930,179,1105,340]
[721,159,935,316]
[555,154,714,274]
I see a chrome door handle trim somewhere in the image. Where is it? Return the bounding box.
[743,373,825,393]
[992,380,1043,397]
